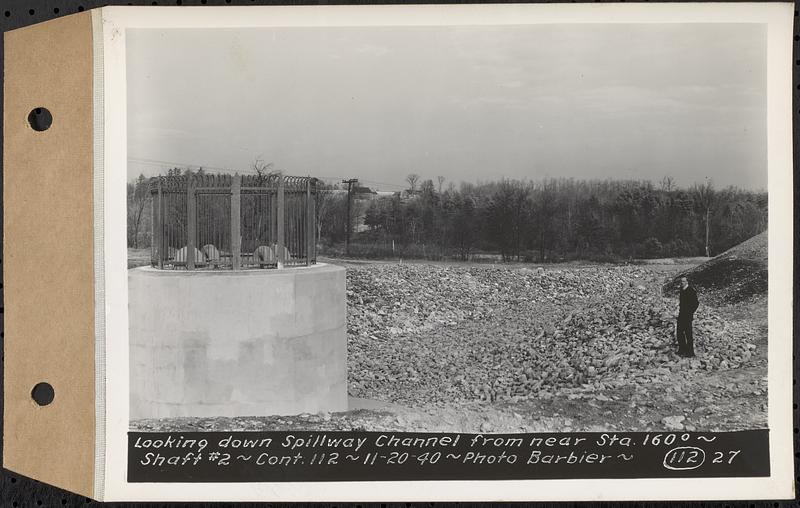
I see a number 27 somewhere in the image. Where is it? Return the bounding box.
[712,450,741,464]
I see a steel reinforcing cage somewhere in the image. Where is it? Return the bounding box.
[149,174,317,269]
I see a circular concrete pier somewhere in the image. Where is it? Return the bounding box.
[128,264,347,420]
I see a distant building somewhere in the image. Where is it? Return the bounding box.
[353,185,377,198]
[327,185,401,232]
[398,189,421,202]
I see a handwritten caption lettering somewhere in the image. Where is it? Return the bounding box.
[128,430,768,482]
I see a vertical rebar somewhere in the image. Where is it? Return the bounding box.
[307,178,315,265]
[150,174,317,271]
[231,174,241,270]
[155,179,164,269]
[187,175,196,270]
[277,175,285,269]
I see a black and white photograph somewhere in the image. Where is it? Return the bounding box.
[108,3,793,499]
[127,19,769,432]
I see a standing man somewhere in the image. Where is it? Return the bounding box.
[677,276,699,357]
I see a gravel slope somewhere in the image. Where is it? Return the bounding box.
[132,259,768,432]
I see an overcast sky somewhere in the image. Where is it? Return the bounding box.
[127,24,767,190]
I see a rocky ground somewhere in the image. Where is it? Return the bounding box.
[663,231,768,305]
[132,257,768,433]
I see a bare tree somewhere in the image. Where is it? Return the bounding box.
[535,180,557,262]
[660,176,675,192]
[406,173,420,193]
[486,180,532,261]
[314,184,339,244]
[691,178,716,257]
[247,159,282,244]
[251,158,280,183]
[128,174,150,248]
[437,175,445,194]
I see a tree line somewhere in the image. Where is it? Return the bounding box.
[128,169,767,262]
[337,176,766,262]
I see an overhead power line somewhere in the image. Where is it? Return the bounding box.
[128,157,259,175]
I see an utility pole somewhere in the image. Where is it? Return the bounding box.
[342,178,359,256]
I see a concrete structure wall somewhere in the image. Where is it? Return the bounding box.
[129,264,347,420]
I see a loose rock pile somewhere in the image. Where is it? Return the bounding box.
[347,264,760,406]
[664,231,767,304]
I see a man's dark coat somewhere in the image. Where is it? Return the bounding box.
[679,286,699,319]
